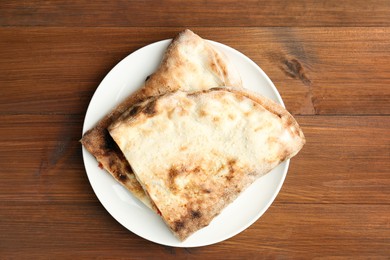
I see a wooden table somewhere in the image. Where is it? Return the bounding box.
[1,1,389,258]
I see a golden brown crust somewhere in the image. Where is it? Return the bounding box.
[81,29,243,210]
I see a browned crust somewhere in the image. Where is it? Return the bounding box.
[109,87,305,241]
[177,88,305,240]
[163,163,252,241]
[81,29,242,211]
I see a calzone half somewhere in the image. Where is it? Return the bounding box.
[108,87,305,240]
[81,30,242,209]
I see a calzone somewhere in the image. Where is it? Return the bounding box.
[81,30,242,209]
[108,87,305,240]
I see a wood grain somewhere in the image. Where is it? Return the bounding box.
[1,27,389,115]
[0,114,388,257]
[1,1,390,258]
[0,115,388,205]
[283,116,390,204]
[1,0,390,27]
[1,202,388,258]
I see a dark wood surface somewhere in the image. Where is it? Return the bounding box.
[1,1,389,258]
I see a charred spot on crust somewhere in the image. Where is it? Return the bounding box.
[190,210,202,219]
[128,105,141,117]
[174,220,185,232]
[145,75,151,81]
[167,167,180,193]
[117,172,127,181]
[102,129,117,151]
[210,87,225,92]
[168,167,180,181]
[108,160,128,182]
[108,156,116,169]
[143,99,157,116]
[202,188,211,194]
[226,158,237,181]
[101,131,132,182]
[227,158,236,173]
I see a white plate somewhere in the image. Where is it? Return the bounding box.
[82,39,289,247]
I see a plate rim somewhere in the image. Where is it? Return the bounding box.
[82,38,290,247]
